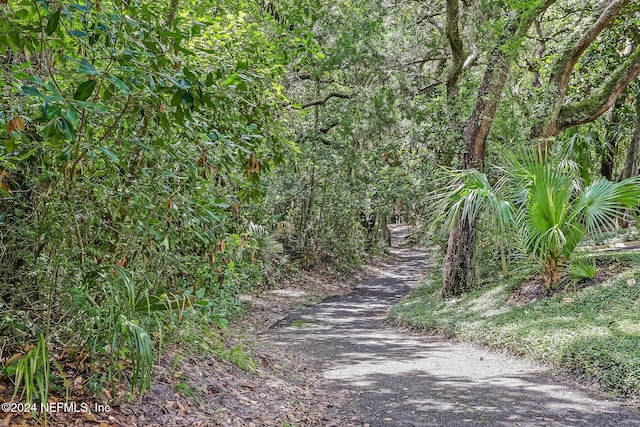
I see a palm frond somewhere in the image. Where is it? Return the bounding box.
[573,176,640,236]
[566,256,596,283]
[246,221,284,263]
[438,168,513,234]
[507,151,587,263]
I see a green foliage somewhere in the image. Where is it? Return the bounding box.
[118,317,153,393]
[438,150,640,286]
[566,256,596,285]
[510,155,640,265]
[174,380,201,402]
[10,334,52,406]
[1,0,637,408]
[0,0,314,398]
[439,168,513,235]
[170,321,256,372]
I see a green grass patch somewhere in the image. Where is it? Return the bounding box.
[390,254,640,399]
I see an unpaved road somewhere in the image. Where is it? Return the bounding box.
[264,227,640,426]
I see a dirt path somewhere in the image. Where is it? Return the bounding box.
[263,226,640,426]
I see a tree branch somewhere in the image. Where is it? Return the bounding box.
[300,92,353,109]
[165,0,180,29]
[462,43,479,69]
[417,10,445,33]
[416,11,444,26]
[293,71,312,80]
[296,120,340,144]
[531,0,631,138]
[551,0,630,101]
[445,0,464,98]
[556,46,640,133]
[319,120,339,134]
[530,16,546,87]
[417,81,441,94]
[404,56,450,67]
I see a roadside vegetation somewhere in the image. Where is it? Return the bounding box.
[390,250,640,399]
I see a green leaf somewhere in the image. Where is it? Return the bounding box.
[170,91,183,107]
[77,59,99,76]
[28,75,45,86]
[3,139,15,152]
[46,10,61,36]
[108,74,131,95]
[69,30,88,37]
[224,74,241,86]
[204,72,214,87]
[71,3,89,12]
[62,108,79,129]
[21,86,43,98]
[147,75,156,91]
[45,107,61,122]
[73,79,97,101]
[181,91,193,108]
[62,5,73,24]
[201,93,214,107]
[21,147,39,160]
[159,113,170,130]
[71,100,109,112]
[58,117,76,142]
[43,118,60,140]
[59,144,74,160]
[98,146,120,164]
[168,77,192,90]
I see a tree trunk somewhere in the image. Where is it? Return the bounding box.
[461,47,510,170]
[601,96,625,180]
[439,0,558,297]
[442,47,510,295]
[380,212,391,247]
[621,91,640,180]
[442,215,477,297]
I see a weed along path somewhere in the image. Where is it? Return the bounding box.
[263,227,640,427]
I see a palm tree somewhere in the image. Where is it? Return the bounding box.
[439,150,640,291]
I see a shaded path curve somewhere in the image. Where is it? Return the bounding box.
[263,226,640,426]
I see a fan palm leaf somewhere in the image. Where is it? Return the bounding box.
[571,176,640,238]
[438,168,513,234]
[440,148,640,288]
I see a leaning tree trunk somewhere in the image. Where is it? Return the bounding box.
[439,0,557,298]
